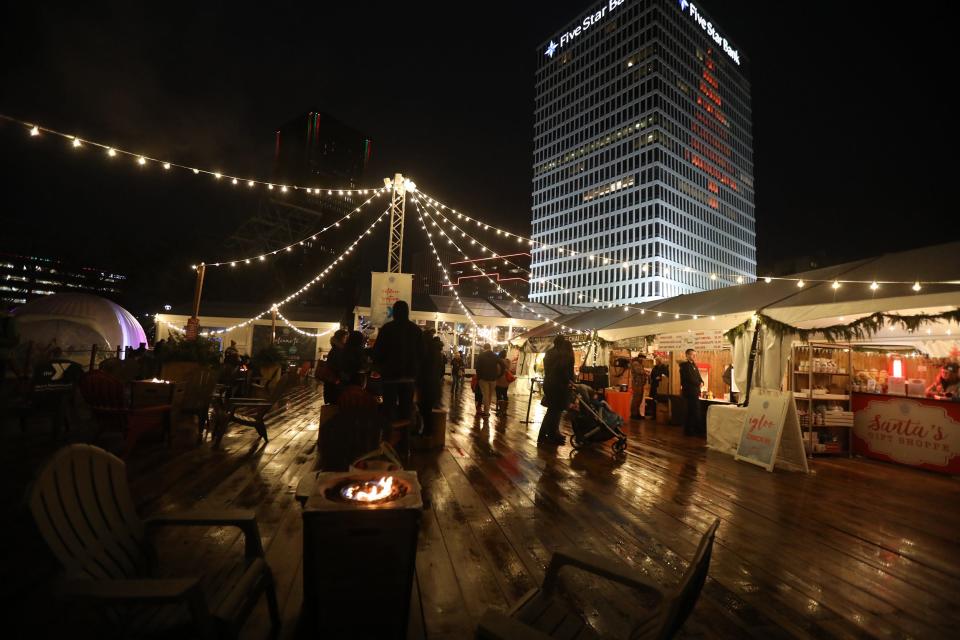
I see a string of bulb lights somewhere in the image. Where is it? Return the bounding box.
[275,308,335,338]
[3,113,382,196]
[197,188,387,268]
[413,199,481,334]
[160,207,390,336]
[416,189,946,291]
[414,196,587,335]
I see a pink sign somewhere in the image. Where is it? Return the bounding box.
[852,394,960,475]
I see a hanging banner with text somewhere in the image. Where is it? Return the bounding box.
[852,393,960,475]
[656,330,727,352]
[370,272,413,329]
[735,389,809,473]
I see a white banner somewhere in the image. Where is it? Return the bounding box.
[656,329,727,352]
[370,272,412,329]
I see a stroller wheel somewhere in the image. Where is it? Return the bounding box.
[571,434,585,450]
[612,439,627,454]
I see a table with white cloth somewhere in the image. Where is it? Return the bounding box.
[706,404,747,456]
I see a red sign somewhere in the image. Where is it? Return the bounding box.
[852,393,960,475]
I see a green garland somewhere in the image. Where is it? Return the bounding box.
[723,309,960,345]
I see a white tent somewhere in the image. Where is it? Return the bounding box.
[13,293,147,354]
[518,242,960,393]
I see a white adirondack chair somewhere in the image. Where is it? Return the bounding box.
[28,444,280,638]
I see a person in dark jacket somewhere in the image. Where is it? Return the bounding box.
[320,329,348,404]
[538,336,574,446]
[649,356,669,400]
[339,331,368,387]
[417,331,444,431]
[679,348,704,436]
[475,344,505,417]
[373,300,422,421]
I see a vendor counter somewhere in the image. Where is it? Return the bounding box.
[852,392,960,475]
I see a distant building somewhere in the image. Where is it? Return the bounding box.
[1,253,125,310]
[273,111,373,188]
[532,0,755,306]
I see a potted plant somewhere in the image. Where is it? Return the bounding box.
[159,334,221,381]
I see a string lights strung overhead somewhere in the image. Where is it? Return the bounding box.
[161,207,390,336]
[3,113,383,196]
[197,188,388,268]
[275,308,335,339]
[416,188,952,291]
[414,195,588,336]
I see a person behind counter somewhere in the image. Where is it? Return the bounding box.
[679,349,704,437]
[926,362,959,398]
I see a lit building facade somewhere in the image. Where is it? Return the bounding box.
[1,253,125,310]
[531,0,755,306]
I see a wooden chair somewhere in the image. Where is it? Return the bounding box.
[476,519,720,640]
[213,372,298,446]
[28,444,280,638]
[79,370,172,457]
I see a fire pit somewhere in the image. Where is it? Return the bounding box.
[302,470,422,637]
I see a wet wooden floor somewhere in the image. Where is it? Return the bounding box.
[3,381,959,639]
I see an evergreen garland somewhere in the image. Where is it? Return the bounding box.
[723,309,960,345]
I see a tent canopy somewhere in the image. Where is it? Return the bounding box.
[13,293,147,351]
[516,242,960,345]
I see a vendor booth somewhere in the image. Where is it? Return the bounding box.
[514,241,960,474]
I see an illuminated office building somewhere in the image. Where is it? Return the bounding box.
[531,0,755,306]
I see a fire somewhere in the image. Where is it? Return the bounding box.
[342,476,394,502]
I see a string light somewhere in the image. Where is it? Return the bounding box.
[200,189,387,267]
[870,281,880,291]
[415,196,587,336]
[275,309,335,338]
[832,281,841,290]
[5,113,382,194]
[913,282,922,292]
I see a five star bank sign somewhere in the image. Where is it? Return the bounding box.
[545,0,740,67]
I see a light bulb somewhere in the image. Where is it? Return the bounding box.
[107,148,117,157]
[29,126,39,136]
[832,281,841,289]
[231,178,238,185]
[192,168,199,174]
[163,162,171,170]
[72,138,81,147]
[870,281,879,290]
[137,156,146,165]
[764,277,772,283]
[797,280,805,288]
[912,282,921,292]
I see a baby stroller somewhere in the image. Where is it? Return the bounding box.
[568,383,628,454]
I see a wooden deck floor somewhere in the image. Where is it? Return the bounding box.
[3,381,959,639]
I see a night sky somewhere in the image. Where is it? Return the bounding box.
[1,1,953,313]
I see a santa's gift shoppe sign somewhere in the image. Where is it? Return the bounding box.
[852,394,960,475]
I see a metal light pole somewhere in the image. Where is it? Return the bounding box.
[187,263,206,341]
[385,173,414,273]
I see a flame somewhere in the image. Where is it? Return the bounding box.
[343,476,394,502]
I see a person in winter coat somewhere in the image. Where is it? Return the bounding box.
[475,343,505,417]
[538,336,574,446]
[495,350,512,409]
[372,300,422,421]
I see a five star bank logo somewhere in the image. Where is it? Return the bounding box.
[679,0,689,10]
[545,40,558,58]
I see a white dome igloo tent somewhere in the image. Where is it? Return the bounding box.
[13,293,147,356]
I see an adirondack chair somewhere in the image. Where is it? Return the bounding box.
[28,444,280,638]
[79,370,172,457]
[213,372,299,446]
[476,519,720,640]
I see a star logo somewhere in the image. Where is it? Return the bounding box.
[679,0,689,11]
[545,40,558,58]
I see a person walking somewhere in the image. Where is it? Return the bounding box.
[372,300,422,422]
[629,355,650,419]
[475,343,504,418]
[679,348,704,436]
[538,336,574,446]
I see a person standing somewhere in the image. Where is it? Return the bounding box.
[495,350,512,409]
[679,348,704,436]
[450,351,464,394]
[475,344,504,418]
[373,301,422,421]
[649,356,669,400]
[538,336,574,446]
[320,329,348,405]
[629,355,650,419]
